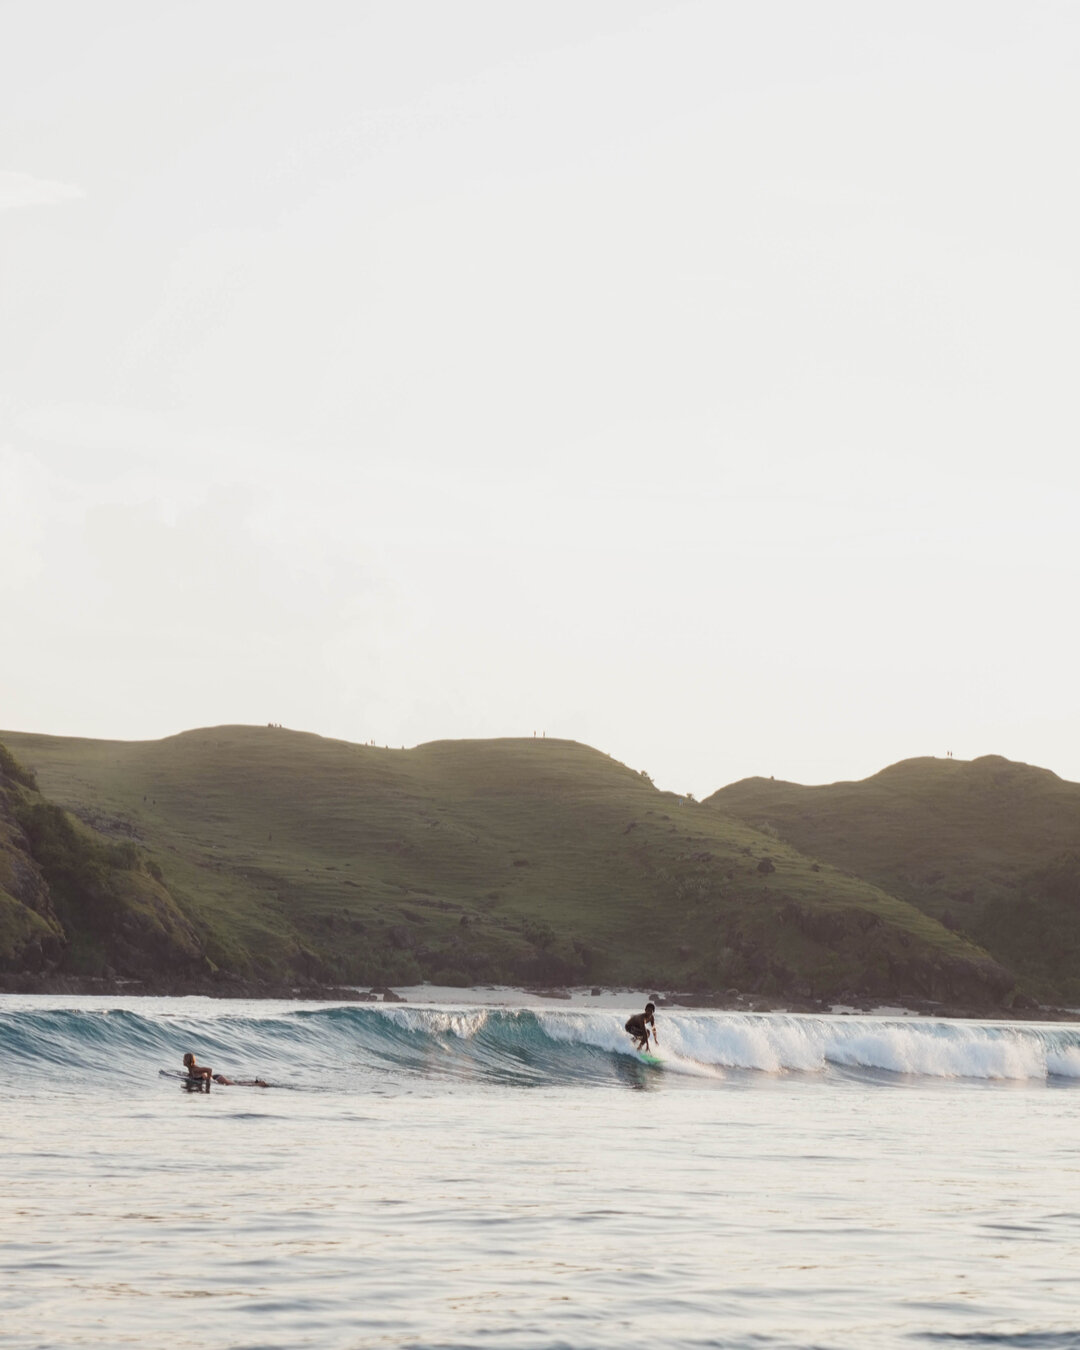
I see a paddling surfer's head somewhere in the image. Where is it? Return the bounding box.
[645,1002,655,1016]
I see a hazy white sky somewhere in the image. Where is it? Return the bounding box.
[3,1,1078,795]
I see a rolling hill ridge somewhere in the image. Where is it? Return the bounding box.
[709,755,1080,1002]
[0,728,1056,1008]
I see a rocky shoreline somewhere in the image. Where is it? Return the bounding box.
[1,970,1077,1022]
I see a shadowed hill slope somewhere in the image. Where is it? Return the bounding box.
[1,744,206,979]
[1,727,1017,1005]
[708,755,1080,1001]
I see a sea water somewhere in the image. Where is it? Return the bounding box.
[3,995,1080,1350]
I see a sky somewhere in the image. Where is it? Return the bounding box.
[2,0,1078,797]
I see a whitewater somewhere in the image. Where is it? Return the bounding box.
[4,994,1080,1349]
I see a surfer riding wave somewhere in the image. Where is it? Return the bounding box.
[624,1003,658,1053]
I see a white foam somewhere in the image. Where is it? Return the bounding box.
[377,1006,491,1039]
[1046,1046,1080,1078]
[545,1010,1080,1082]
[822,1026,1049,1079]
[371,1003,1080,1083]
[538,1010,640,1055]
[664,1014,825,1073]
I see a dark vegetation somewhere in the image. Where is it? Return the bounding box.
[0,742,36,790]
[709,755,1080,1004]
[979,854,1080,1002]
[1,728,1072,1008]
[11,798,203,976]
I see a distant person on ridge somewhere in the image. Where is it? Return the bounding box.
[624,1002,658,1053]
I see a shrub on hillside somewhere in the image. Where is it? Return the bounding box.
[0,743,37,790]
[14,800,141,885]
[1030,852,1080,907]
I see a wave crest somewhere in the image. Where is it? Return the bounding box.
[3,1002,1079,1087]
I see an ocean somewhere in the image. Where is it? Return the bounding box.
[3,993,1080,1350]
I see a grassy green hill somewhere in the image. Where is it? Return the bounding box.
[0,727,1019,1005]
[708,755,1080,1002]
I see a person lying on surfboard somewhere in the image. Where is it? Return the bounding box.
[183,1052,213,1084]
[624,1003,658,1053]
[183,1053,268,1087]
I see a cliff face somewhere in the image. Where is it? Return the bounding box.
[0,744,208,981]
[0,786,65,972]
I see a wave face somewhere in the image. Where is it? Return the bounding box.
[4,1001,1080,1091]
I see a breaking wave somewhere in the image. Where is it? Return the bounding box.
[3,1000,1080,1091]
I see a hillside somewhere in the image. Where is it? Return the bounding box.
[1,727,1018,1007]
[0,743,206,981]
[708,755,1080,1002]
